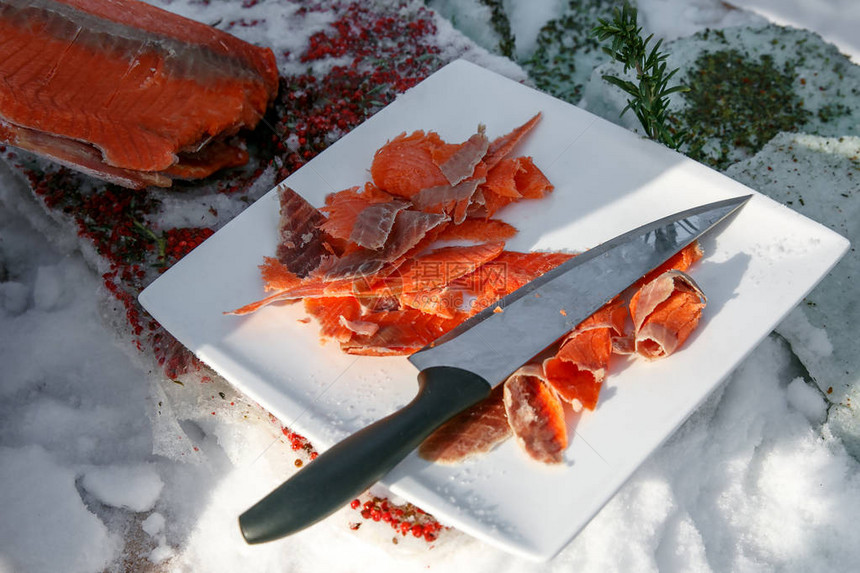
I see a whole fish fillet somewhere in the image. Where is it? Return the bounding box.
[0,0,278,189]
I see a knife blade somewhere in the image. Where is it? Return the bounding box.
[238,194,751,544]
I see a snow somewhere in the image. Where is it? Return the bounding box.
[1,0,859,571]
[0,446,120,573]
[80,464,164,513]
[728,0,860,63]
[786,377,828,423]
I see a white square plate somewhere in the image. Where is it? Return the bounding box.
[139,60,849,561]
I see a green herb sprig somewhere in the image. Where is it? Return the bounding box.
[592,3,688,149]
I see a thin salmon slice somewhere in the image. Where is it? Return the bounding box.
[303,297,364,344]
[263,242,504,301]
[543,298,627,411]
[370,117,547,222]
[504,365,567,464]
[483,113,542,170]
[455,251,575,314]
[418,385,511,464]
[410,174,486,223]
[397,242,505,293]
[433,218,518,242]
[0,0,278,188]
[513,157,554,199]
[318,209,449,279]
[639,241,703,287]
[339,308,464,355]
[483,158,524,199]
[629,270,707,359]
[347,200,411,250]
[230,235,500,315]
[259,257,302,292]
[430,125,489,185]
[319,184,396,243]
[402,248,571,317]
[542,356,604,412]
[370,131,451,198]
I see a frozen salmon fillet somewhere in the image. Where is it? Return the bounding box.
[0,0,278,189]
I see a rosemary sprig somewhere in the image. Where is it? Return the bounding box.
[592,2,688,149]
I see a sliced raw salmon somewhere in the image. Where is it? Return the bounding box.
[513,157,554,199]
[639,241,703,286]
[339,308,464,355]
[303,296,364,344]
[370,131,451,197]
[397,242,505,293]
[230,115,713,466]
[0,0,278,188]
[455,251,575,313]
[430,125,489,185]
[503,364,567,464]
[275,184,335,277]
[483,113,542,170]
[317,209,449,279]
[543,298,627,411]
[347,200,411,250]
[483,158,524,199]
[259,257,302,293]
[230,236,497,315]
[418,385,511,464]
[319,184,395,243]
[369,118,548,220]
[410,174,486,224]
[398,242,505,318]
[433,218,518,243]
[253,241,501,312]
[629,270,707,359]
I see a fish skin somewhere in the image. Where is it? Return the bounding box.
[349,200,411,250]
[433,124,489,186]
[275,185,334,278]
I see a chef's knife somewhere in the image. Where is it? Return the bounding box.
[239,194,751,544]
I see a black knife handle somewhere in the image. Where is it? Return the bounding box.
[238,366,491,544]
